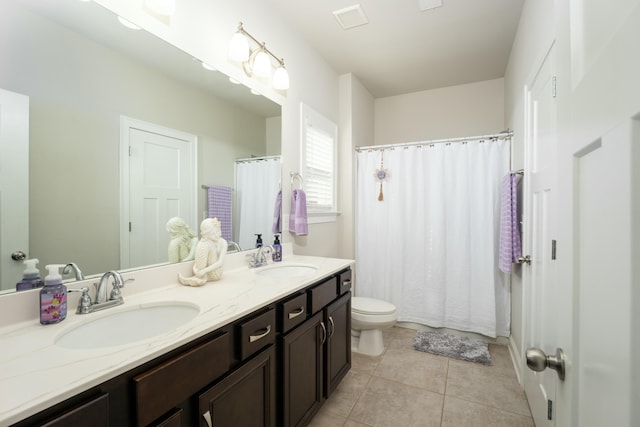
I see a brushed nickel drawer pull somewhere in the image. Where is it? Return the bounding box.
[203,410,212,427]
[320,321,327,345]
[342,280,351,287]
[288,306,305,319]
[249,325,271,343]
[328,316,335,338]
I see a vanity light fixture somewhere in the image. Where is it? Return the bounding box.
[228,22,290,90]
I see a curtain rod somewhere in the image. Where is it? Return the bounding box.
[235,155,281,163]
[355,130,513,152]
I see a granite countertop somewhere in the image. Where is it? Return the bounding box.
[0,254,354,426]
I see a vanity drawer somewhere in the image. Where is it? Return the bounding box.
[308,276,338,314]
[134,332,230,427]
[238,308,276,360]
[338,269,352,295]
[279,293,308,333]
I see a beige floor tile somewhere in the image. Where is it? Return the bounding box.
[351,351,383,376]
[442,396,535,427]
[322,370,372,418]
[374,347,448,394]
[349,376,444,427]
[307,406,347,427]
[487,344,518,378]
[344,420,373,427]
[386,326,419,351]
[446,360,531,416]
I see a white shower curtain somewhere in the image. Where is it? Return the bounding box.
[235,157,281,250]
[355,140,511,337]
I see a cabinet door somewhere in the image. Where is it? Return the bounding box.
[40,393,109,427]
[199,346,276,427]
[325,292,351,398]
[281,311,324,427]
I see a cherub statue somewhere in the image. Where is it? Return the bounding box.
[178,218,228,287]
[166,217,198,263]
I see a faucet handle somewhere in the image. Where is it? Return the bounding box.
[69,287,92,314]
[109,277,134,301]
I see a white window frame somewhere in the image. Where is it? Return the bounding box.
[300,102,338,222]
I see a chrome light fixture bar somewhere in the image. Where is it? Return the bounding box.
[228,22,290,91]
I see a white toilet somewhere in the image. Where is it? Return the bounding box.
[351,297,397,356]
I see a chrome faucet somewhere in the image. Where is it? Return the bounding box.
[62,262,85,281]
[227,241,242,253]
[246,245,273,268]
[69,270,134,314]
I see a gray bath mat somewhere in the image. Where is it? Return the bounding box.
[413,330,493,365]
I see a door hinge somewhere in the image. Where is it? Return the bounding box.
[551,76,557,98]
[129,222,132,232]
[547,399,553,420]
[129,146,132,156]
[551,240,557,260]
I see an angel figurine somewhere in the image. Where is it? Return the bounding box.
[166,217,198,263]
[178,218,228,287]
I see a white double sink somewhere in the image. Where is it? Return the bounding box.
[55,264,318,349]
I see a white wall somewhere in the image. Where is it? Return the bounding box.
[338,74,375,260]
[374,78,505,145]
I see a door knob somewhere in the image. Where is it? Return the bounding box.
[526,347,565,381]
[11,251,27,261]
[518,255,531,265]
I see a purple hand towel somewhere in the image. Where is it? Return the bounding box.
[272,190,282,234]
[289,189,308,236]
[498,173,522,273]
[207,186,233,241]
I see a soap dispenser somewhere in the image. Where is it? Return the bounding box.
[255,234,263,248]
[16,258,44,291]
[40,264,67,325]
[272,234,282,262]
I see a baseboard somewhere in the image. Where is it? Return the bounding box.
[508,335,523,386]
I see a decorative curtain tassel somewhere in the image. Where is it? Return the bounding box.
[378,183,384,201]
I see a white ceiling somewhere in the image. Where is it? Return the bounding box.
[262,0,525,98]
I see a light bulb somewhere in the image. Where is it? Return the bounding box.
[145,0,176,16]
[273,65,290,90]
[253,50,271,78]
[228,32,250,62]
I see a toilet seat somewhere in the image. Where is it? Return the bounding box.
[352,297,396,315]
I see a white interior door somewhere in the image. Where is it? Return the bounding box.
[565,117,636,427]
[0,88,29,292]
[120,117,197,269]
[522,43,559,427]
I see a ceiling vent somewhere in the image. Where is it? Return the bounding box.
[418,0,443,12]
[333,4,369,30]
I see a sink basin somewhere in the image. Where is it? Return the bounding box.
[55,303,200,349]
[256,264,318,278]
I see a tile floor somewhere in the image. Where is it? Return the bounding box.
[309,326,534,427]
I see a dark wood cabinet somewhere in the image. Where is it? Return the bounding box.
[325,292,351,398]
[280,311,325,427]
[39,393,109,427]
[12,268,352,427]
[198,345,276,427]
[280,271,352,427]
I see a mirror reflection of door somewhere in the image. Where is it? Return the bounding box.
[0,88,29,292]
[120,117,197,269]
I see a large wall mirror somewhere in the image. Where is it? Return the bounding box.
[0,0,282,292]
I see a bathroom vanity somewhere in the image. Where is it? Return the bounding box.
[0,253,353,426]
